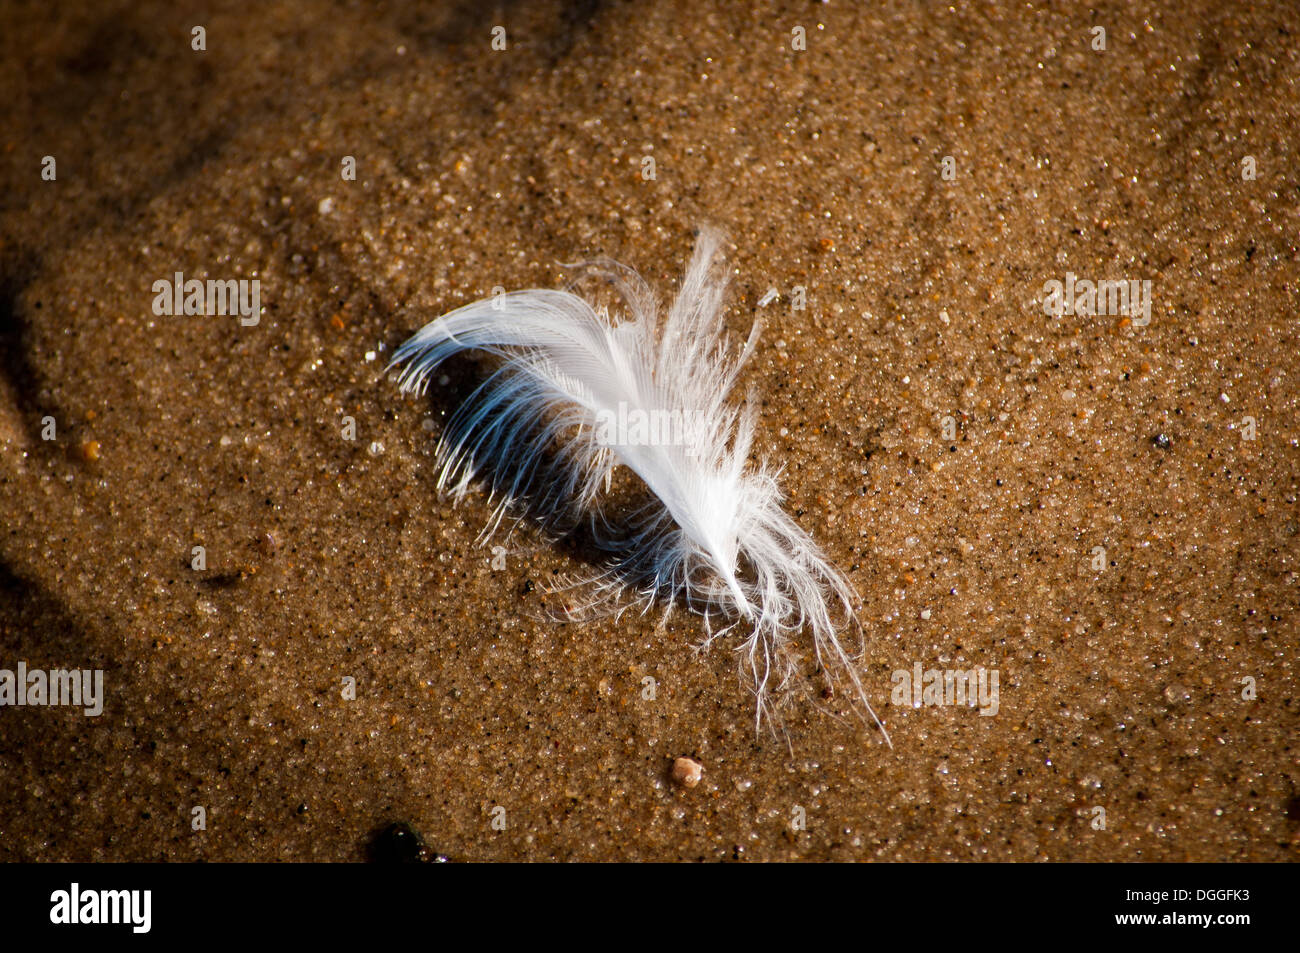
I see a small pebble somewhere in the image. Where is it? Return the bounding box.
[671,757,704,788]
[368,821,447,863]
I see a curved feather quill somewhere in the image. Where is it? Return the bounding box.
[390,229,889,744]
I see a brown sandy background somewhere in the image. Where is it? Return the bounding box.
[0,0,1296,861]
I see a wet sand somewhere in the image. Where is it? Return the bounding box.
[0,0,1296,860]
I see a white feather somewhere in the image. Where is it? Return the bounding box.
[390,228,889,744]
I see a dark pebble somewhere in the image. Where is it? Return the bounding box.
[368,821,448,863]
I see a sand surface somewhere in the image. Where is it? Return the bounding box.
[0,0,1296,861]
